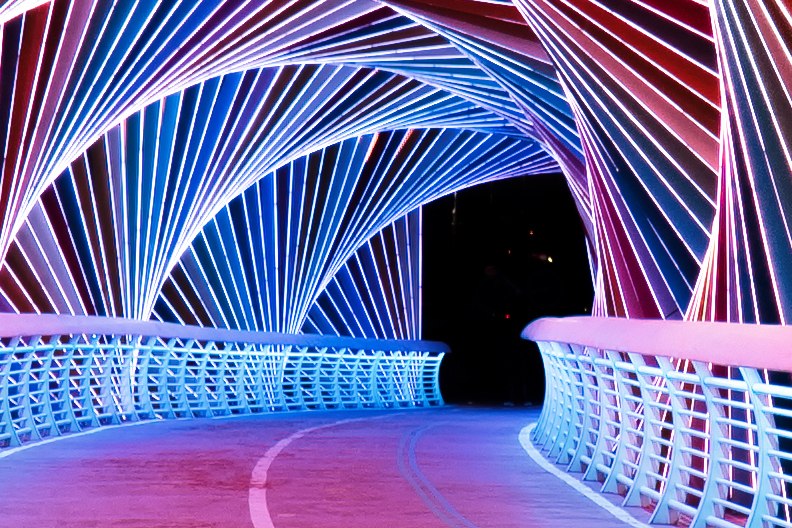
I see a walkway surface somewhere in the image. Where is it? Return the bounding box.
[0,406,648,527]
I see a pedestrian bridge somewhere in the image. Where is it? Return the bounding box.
[1,1,791,526]
[2,314,792,527]
[2,407,643,528]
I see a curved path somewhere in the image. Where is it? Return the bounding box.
[0,407,651,527]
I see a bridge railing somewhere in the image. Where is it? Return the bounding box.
[523,316,792,528]
[0,314,446,451]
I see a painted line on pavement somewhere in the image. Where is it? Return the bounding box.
[519,423,651,528]
[248,413,395,528]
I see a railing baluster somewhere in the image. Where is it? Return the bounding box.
[133,336,159,419]
[0,337,19,447]
[583,351,613,483]
[742,367,780,527]
[523,316,792,527]
[622,355,660,508]
[0,314,446,454]
[536,342,566,450]
[687,361,726,527]
[566,351,595,473]
[601,350,634,495]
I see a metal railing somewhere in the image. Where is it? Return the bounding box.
[523,316,792,528]
[0,314,446,451]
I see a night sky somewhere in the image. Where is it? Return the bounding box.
[422,173,593,404]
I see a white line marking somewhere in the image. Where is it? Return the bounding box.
[248,413,394,528]
[519,423,651,528]
[0,420,157,459]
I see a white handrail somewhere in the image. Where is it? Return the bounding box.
[523,316,792,372]
[523,316,792,528]
[0,313,450,353]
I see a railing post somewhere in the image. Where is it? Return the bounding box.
[0,337,20,447]
[325,346,342,409]
[742,367,782,527]
[648,357,691,525]
[269,345,287,410]
[111,335,136,421]
[371,350,383,408]
[565,350,597,473]
[316,346,332,409]
[17,335,43,442]
[547,344,579,461]
[532,342,554,444]
[535,341,567,451]
[351,348,370,407]
[378,350,398,408]
[194,340,215,417]
[554,344,585,466]
[132,336,158,419]
[622,355,665,509]
[232,343,253,415]
[171,338,196,418]
[93,336,120,424]
[247,345,266,412]
[582,351,616,483]
[153,337,178,419]
[686,361,733,527]
[62,335,85,432]
[600,350,637,495]
[210,341,234,416]
[429,352,444,405]
[46,334,74,434]
[281,345,302,409]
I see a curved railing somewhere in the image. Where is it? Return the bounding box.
[0,314,446,451]
[523,316,792,528]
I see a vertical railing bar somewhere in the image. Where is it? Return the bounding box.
[622,354,661,508]
[600,350,633,495]
[687,361,729,527]
[582,349,612,483]
[742,367,780,528]
[567,352,597,473]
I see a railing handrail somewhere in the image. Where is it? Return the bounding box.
[0,313,449,354]
[522,315,792,372]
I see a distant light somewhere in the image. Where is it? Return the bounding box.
[505,313,510,319]
[547,256,553,263]
[529,230,534,236]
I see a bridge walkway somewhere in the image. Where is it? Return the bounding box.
[0,407,653,527]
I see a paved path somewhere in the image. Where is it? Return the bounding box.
[0,407,650,527]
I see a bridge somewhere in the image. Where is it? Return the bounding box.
[2,407,639,528]
[3,315,792,527]
[1,1,791,527]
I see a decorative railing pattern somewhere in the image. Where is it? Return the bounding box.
[524,316,792,528]
[0,314,446,451]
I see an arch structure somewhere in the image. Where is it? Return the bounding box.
[0,0,790,505]
[0,0,788,329]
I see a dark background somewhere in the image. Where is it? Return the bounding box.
[422,173,593,404]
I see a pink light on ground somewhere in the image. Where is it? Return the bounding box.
[0,408,644,527]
